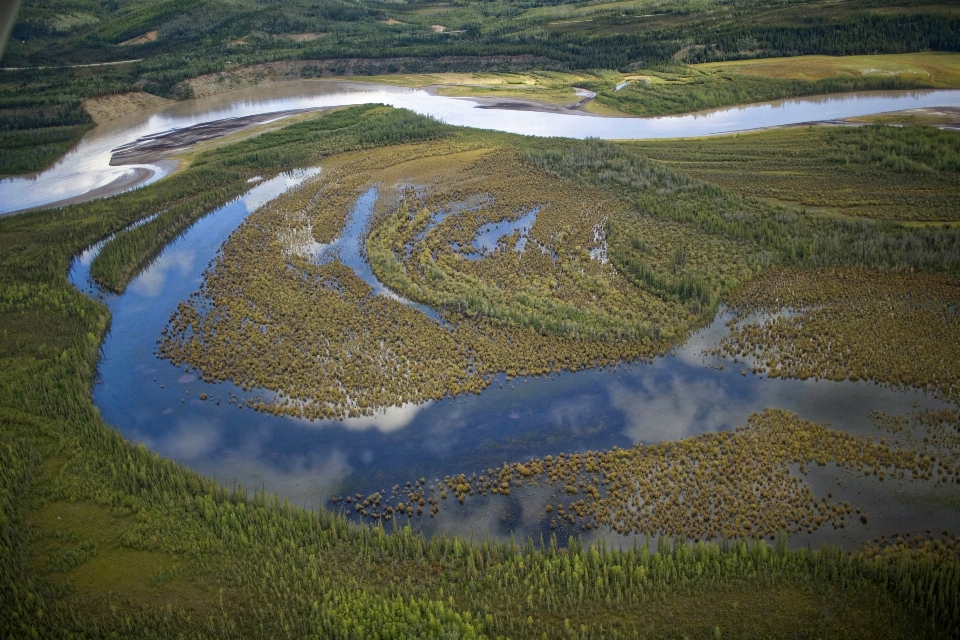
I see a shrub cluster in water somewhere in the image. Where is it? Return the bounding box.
[711,267,960,403]
[339,409,950,540]
[158,137,757,419]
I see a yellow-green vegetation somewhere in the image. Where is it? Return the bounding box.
[367,145,750,338]
[157,132,766,420]
[157,125,960,424]
[88,104,453,292]
[698,52,960,85]
[348,70,608,106]
[864,530,960,566]
[381,53,960,115]
[350,409,940,539]
[713,268,960,402]
[871,409,960,486]
[850,108,960,128]
[629,124,960,222]
[588,53,960,117]
[429,71,613,106]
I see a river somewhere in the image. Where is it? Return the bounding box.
[3,81,960,214]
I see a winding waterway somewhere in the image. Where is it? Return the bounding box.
[4,81,960,214]
[69,168,960,550]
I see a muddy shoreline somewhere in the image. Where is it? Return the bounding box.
[110,107,330,165]
[425,84,602,116]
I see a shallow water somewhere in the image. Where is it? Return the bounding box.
[5,81,960,214]
[311,186,442,321]
[71,174,959,548]
[465,206,539,258]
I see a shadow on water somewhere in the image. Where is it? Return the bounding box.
[71,164,960,550]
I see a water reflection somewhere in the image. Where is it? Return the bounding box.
[69,158,958,548]
[467,206,539,258]
[129,249,195,298]
[5,82,960,214]
[311,186,443,321]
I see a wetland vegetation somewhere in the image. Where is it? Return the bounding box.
[4,0,960,629]
[157,128,769,420]
[345,408,948,538]
[714,268,960,402]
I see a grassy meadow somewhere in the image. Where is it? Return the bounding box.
[629,124,960,221]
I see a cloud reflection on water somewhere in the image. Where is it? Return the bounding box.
[129,248,196,298]
[610,375,740,444]
[332,401,432,434]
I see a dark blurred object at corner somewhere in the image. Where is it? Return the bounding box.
[0,0,21,64]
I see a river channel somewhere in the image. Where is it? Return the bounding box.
[4,81,960,214]
[69,165,960,550]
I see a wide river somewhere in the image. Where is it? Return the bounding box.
[3,81,960,214]
[16,79,960,548]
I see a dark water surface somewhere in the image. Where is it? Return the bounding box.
[71,171,960,549]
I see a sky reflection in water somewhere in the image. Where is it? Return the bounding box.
[69,173,953,551]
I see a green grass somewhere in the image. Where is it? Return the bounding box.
[587,51,960,116]
[2,105,960,637]
[626,124,960,222]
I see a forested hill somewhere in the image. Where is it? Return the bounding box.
[2,0,959,177]
[5,0,960,80]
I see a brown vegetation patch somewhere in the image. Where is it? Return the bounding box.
[348,409,933,539]
[82,92,173,124]
[157,139,731,420]
[712,268,960,401]
[119,30,158,46]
